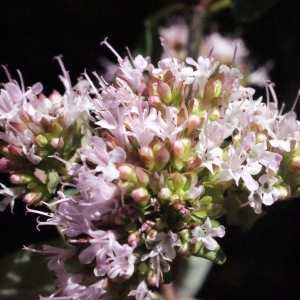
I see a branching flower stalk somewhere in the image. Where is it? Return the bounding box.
[1,37,300,299]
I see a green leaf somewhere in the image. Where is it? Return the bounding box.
[63,188,78,196]
[231,0,279,22]
[191,209,207,219]
[193,242,226,264]
[46,170,59,194]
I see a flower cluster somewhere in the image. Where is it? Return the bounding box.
[0,58,93,210]
[2,38,300,299]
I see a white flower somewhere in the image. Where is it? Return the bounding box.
[217,146,262,191]
[0,183,25,211]
[189,217,225,250]
[128,281,158,300]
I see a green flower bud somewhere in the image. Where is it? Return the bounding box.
[169,172,187,193]
[36,134,48,147]
[50,137,64,149]
[10,174,33,184]
[277,184,290,200]
[156,80,172,105]
[147,269,159,287]
[23,192,42,205]
[172,141,185,159]
[138,147,154,171]
[289,156,300,172]
[118,163,137,182]
[154,145,170,172]
[158,187,172,203]
[128,232,142,247]
[135,166,149,187]
[185,115,201,135]
[138,262,148,274]
[131,187,150,205]
[49,120,63,136]
[209,108,220,121]
[177,241,192,259]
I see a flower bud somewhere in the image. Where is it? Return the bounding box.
[10,174,32,184]
[172,141,184,159]
[177,241,192,259]
[135,166,149,186]
[131,187,150,205]
[36,135,48,147]
[49,120,63,136]
[154,145,170,172]
[127,135,140,150]
[0,157,15,172]
[7,144,23,156]
[158,187,172,202]
[256,132,267,144]
[177,107,188,126]
[118,163,137,182]
[148,95,165,112]
[138,147,154,171]
[148,172,160,194]
[128,232,142,248]
[289,156,300,172]
[147,269,160,287]
[277,184,290,200]
[50,137,64,149]
[23,192,42,205]
[186,115,200,135]
[209,108,220,121]
[156,81,172,105]
[138,262,148,275]
[186,156,202,170]
[169,172,187,192]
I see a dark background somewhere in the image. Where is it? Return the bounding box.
[1,1,300,299]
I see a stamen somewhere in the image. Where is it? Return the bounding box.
[53,55,67,75]
[101,37,122,60]
[208,46,214,58]
[267,81,278,107]
[291,89,300,112]
[23,246,45,254]
[264,79,270,107]
[125,46,135,66]
[279,102,285,116]
[17,70,25,93]
[231,43,238,67]
[1,65,12,82]
[26,206,53,218]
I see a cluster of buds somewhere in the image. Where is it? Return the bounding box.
[0,58,93,210]
[3,37,300,300]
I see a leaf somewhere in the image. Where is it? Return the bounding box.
[46,170,59,194]
[193,242,226,265]
[63,188,78,196]
[231,0,279,22]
